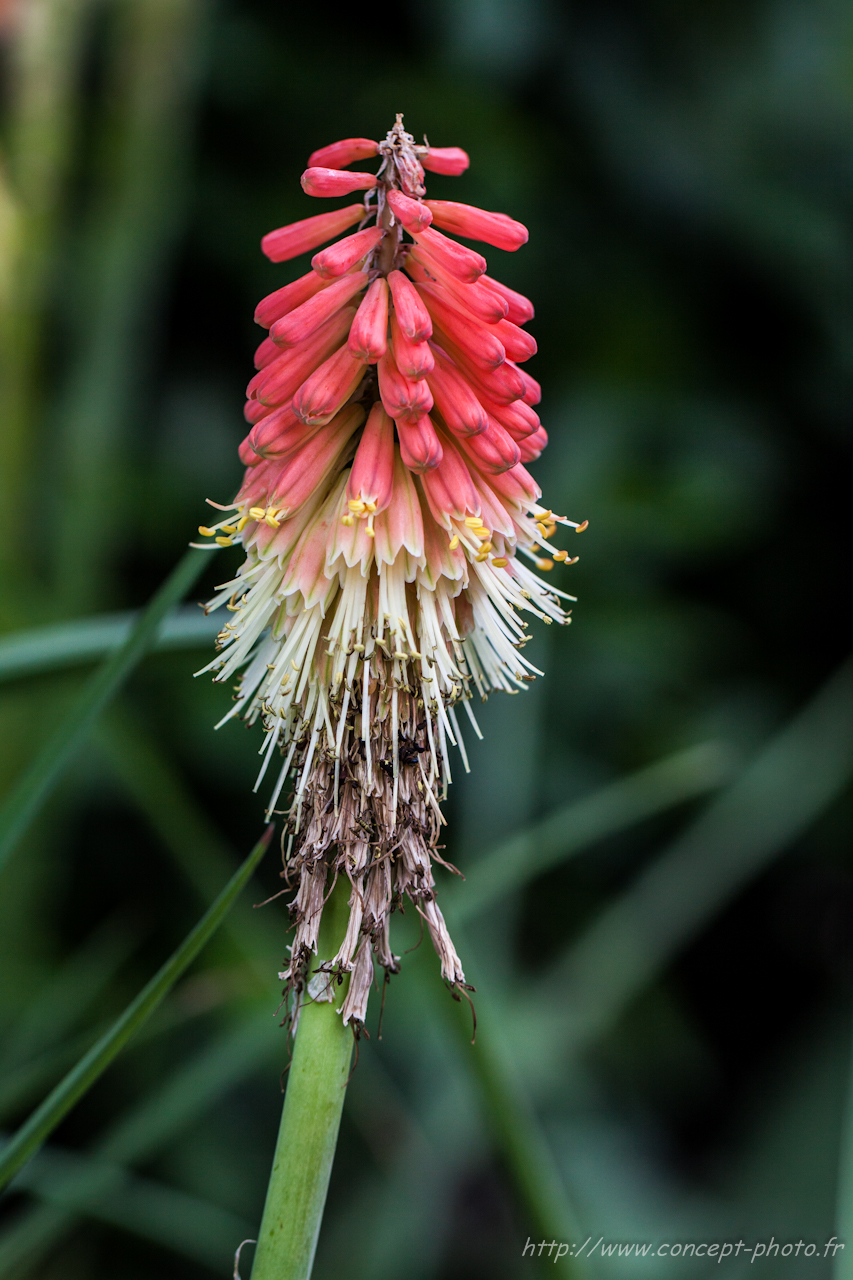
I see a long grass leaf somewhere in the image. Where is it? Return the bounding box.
[0,824,270,1191]
[0,546,216,875]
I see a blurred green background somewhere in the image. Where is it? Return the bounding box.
[1,0,853,1276]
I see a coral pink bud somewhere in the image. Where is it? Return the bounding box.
[254,270,326,329]
[516,365,541,405]
[389,311,434,380]
[479,392,540,439]
[301,167,378,197]
[347,277,389,363]
[249,406,365,515]
[250,307,355,407]
[262,204,365,263]
[386,189,432,234]
[292,343,367,426]
[420,290,506,370]
[481,275,535,325]
[419,432,480,525]
[348,402,395,511]
[493,318,537,362]
[457,418,521,474]
[270,270,367,347]
[452,347,527,405]
[248,403,306,459]
[426,348,488,437]
[377,347,434,421]
[397,414,443,473]
[238,434,261,466]
[254,335,280,370]
[411,227,486,284]
[517,425,548,461]
[244,397,268,424]
[308,137,379,169]
[422,146,470,176]
[425,200,528,252]
[312,225,384,279]
[387,269,432,341]
[406,253,508,324]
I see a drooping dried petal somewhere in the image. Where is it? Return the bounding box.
[406,252,508,324]
[347,277,389,363]
[481,275,535,325]
[301,167,378,197]
[387,269,432,341]
[377,346,434,421]
[308,137,379,169]
[455,417,521,474]
[425,200,528,252]
[254,270,327,329]
[420,289,506,370]
[270,270,367,348]
[292,343,367,426]
[389,311,434,380]
[347,401,395,511]
[422,146,470,176]
[312,225,384,279]
[262,204,365,263]
[426,348,488,437]
[397,414,443,473]
[410,226,486,284]
[386,189,432,234]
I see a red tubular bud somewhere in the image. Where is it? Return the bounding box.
[425,200,528,252]
[516,365,541,405]
[419,431,480,524]
[431,330,525,404]
[250,307,355,408]
[249,405,317,460]
[481,275,535,325]
[386,189,432,234]
[426,348,488,437]
[347,402,395,511]
[292,343,367,426]
[406,252,508,324]
[422,146,470,176]
[270,270,367,347]
[411,226,486,284]
[387,269,432,341]
[301,167,378,197]
[493,318,537,362]
[308,137,379,169]
[378,347,434,422]
[478,392,540,439]
[254,336,280,370]
[262,204,365,263]
[517,425,548,461]
[397,414,443,473]
[389,311,434,380]
[312,225,384,279]
[419,288,506,370]
[244,397,268,424]
[238,434,262,466]
[347,277,389,363]
[456,417,521,475]
[254,270,326,329]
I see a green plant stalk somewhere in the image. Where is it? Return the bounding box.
[250,881,353,1280]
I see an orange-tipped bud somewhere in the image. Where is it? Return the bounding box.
[301,167,378,197]
[308,137,379,169]
[386,189,432,234]
[411,226,486,284]
[420,289,506,370]
[481,275,535,325]
[389,311,434,380]
[270,270,367,347]
[262,204,365,263]
[517,425,548,461]
[387,269,432,341]
[347,402,395,512]
[406,252,508,324]
[254,269,326,329]
[249,307,355,408]
[397,414,443,472]
[457,418,521,475]
[493,318,537,363]
[425,200,528,252]
[292,343,367,426]
[426,348,488,437]
[377,347,434,421]
[312,225,384,279]
[422,146,470,176]
[347,277,389,363]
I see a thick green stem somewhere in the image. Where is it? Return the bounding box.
[250,881,353,1280]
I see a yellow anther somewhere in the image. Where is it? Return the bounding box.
[409,650,422,660]
[492,556,509,568]
[264,508,281,528]
[566,555,579,565]
[575,519,589,533]
[545,524,558,539]
[215,535,234,547]
[475,550,490,562]
[198,525,216,537]
[249,507,266,521]
[535,557,554,571]
[475,528,491,542]
[236,515,250,532]
[449,534,460,550]
[553,549,568,562]
[478,541,493,554]
[220,523,237,535]
[529,543,540,552]
[464,515,485,528]
[364,500,376,513]
[393,650,407,660]
[291,660,299,671]
[536,509,552,523]
[348,499,366,514]
[341,514,355,526]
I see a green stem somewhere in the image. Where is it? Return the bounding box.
[250,881,353,1280]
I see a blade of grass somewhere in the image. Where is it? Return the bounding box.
[0,605,219,683]
[0,545,216,876]
[0,824,270,1191]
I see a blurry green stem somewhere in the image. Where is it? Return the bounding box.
[250,882,353,1280]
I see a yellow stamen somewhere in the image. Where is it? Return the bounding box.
[475,551,490,562]
[575,519,589,533]
[449,534,460,550]
[348,499,366,514]
[264,508,281,528]
[249,507,266,521]
[553,550,568,562]
[475,528,491,542]
[364,500,376,513]
[215,535,234,547]
[464,516,485,528]
[536,509,552,523]
[492,556,509,568]
[536,557,554,571]
[341,514,355,526]
[197,526,216,537]
[220,523,237,535]
[366,513,375,537]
